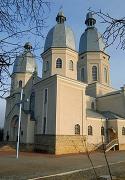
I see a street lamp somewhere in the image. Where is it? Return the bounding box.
[16,88,23,159]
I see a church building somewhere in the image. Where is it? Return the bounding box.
[4,12,125,154]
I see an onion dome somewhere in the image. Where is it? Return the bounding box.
[79,12,105,54]
[44,11,76,51]
[13,42,37,74]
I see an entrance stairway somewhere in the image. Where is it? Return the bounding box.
[105,139,119,152]
[97,139,119,152]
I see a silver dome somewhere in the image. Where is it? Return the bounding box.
[79,12,105,54]
[44,11,76,51]
[13,43,37,74]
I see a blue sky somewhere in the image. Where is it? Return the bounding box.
[0,0,125,127]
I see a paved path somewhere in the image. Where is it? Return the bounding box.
[0,151,125,179]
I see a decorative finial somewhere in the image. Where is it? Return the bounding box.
[56,10,66,24]
[24,42,32,51]
[85,12,96,28]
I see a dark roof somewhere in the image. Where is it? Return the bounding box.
[100,111,124,120]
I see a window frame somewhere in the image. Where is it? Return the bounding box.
[30,92,35,118]
[43,117,46,134]
[19,80,22,88]
[101,126,105,136]
[104,67,108,83]
[88,125,93,135]
[91,102,95,110]
[44,88,48,104]
[56,58,62,68]
[75,124,80,135]
[69,60,74,71]
[122,127,125,135]
[44,61,49,72]
[92,65,98,81]
[81,67,85,82]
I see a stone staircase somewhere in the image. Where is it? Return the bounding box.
[105,139,119,152]
[97,139,119,152]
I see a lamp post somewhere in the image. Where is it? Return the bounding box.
[16,88,23,159]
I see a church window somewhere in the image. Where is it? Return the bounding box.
[11,115,19,128]
[91,102,95,109]
[90,20,92,26]
[11,115,19,141]
[30,92,35,118]
[92,66,97,81]
[81,68,85,82]
[104,68,108,83]
[43,117,46,134]
[88,125,93,135]
[21,131,23,136]
[44,89,48,104]
[101,126,104,136]
[69,60,73,70]
[75,124,80,135]
[122,127,125,135]
[19,80,22,88]
[46,61,49,71]
[44,61,49,72]
[56,58,62,68]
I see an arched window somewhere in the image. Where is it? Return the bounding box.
[11,115,19,141]
[81,68,85,82]
[44,88,48,104]
[46,61,49,71]
[92,66,97,81]
[19,80,22,88]
[104,68,108,83]
[56,58,62,68]
[30,92,35,118]
[69,60,73,70]
[122,127,125,135]
[101,126,104,136]
[43,117,46,134]
[75,124,80,135]
[11,115,19,128]
[44,61,49,72]
[91,102,95,110]
[88,125,93,135]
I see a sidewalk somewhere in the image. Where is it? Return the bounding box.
[0,151,125,179]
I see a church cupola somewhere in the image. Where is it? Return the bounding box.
[56,11,66,24]
[85,12,96,28]
[24,42,33,51]
[12,42,37,74]
[79,12,105,54]
[11,42,37,94]
[78,13,110,86]
[44,11,76,52]
[42,11,78,80]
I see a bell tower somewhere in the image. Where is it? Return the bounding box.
[41,11,78,80]
[78,12,110,86]
[11,42,37,94]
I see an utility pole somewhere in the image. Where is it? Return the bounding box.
[16,88,23,159]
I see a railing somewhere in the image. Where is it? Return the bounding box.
[105,139,119,152]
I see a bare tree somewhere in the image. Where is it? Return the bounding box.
[89,9,125,50]
[0,0,50,97]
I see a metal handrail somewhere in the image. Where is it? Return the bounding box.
[105,139,118,152]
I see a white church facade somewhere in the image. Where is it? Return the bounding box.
[4,12,125,154]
